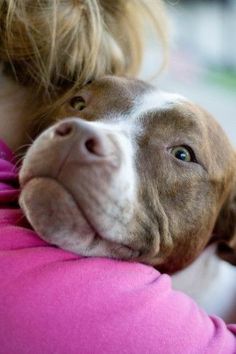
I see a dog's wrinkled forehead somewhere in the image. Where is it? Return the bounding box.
[75,78,205,150]
[68,76,192,137]
[78,76,185,117]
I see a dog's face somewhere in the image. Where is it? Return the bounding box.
[19,77,236,273]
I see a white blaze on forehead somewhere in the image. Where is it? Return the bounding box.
[132,89,188,120]
[83,90,188,138]
[83,90,189,151]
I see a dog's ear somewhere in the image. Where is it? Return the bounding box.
[214,182,236,265]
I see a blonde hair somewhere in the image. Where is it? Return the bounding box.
[0,1,167,90]
[0,0,168,132]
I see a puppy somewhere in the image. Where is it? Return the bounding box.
[19,77,236,321]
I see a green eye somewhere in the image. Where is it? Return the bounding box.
[171,146,193,162]
[70,96,86,111]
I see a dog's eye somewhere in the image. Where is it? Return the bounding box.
[70,96,86,111]
[170,146,195,163]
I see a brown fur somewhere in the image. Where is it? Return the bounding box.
[214,185,236,265]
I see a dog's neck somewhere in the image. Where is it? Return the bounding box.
[0,64,35,152]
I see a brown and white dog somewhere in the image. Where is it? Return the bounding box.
[18,77,236,321]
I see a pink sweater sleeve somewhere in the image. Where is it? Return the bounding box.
[0,139,235,354]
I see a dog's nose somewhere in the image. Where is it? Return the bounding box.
[54,122,74,137]
[52,119,119,165]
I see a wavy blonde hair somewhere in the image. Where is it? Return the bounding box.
[0,0,168,132]
[0,0,167,88]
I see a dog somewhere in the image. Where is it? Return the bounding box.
[18,76,236,321]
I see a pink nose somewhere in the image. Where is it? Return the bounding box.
[52,119,118,165]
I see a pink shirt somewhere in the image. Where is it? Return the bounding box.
[0,139,235,354]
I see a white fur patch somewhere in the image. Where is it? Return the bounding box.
[172,244,236,322]
[132,90,187,120]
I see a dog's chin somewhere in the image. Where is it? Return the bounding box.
[19,177,96,249]
[19,177,137,259]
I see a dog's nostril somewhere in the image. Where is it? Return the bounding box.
[55,123,73,137]
[85,138,101,156]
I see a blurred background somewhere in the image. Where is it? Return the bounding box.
[140,0,236,145]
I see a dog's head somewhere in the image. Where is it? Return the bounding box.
[19,77,236,273]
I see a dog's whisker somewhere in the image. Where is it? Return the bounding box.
[15,214,27,226]
[14,144,32,154]
[25,133,34,144]
[14,158,24,169]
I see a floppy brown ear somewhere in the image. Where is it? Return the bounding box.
[214,183,236,265]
